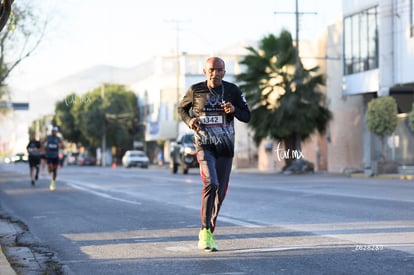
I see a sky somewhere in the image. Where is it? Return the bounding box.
[8,0,342,94]
[3,0,342,153]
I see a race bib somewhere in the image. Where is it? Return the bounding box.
[48,143,58,149]
[199,115,224,125]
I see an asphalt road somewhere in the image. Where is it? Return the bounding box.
[0,163,414,274]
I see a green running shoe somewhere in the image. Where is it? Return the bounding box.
[208,232,218,252]
[49,180,55,191]
[198,228,211,251]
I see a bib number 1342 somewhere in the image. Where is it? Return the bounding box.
[199,115,224,125]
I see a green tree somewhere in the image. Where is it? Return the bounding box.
[366,96,398,161]
[0,0,46,104]
[28,114,53,139]
[54,92,84,144]
[235,30,332,169]
[72,90,103,149]
[71,84,139,153]
[103,85,139,149]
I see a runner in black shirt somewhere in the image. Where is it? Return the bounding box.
[41,126,64,191]
[178,57,250,251]
[26,133,41,186]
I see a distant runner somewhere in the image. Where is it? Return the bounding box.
[41,126,64,191]
[26,133,41,186]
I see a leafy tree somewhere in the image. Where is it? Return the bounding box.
[71,84,139,153]
[54,92,84,144]
[366,96,398,161]
[102,85,138,149]
[71,89,104,149]
[0,0,47,103]
[28,114,53,139]
[235,30,332,169]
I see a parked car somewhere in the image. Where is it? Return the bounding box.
[122,150,149,168]
[12,153,28,163]
[65,152,79,166]
[170,133,199,174]
[76,153,96,166]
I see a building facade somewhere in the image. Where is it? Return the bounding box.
[327,0,414,173]
[130,54,257,168]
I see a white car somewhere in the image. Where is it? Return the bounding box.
[122,150,149,168]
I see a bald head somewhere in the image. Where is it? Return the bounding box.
[203,57,226,88]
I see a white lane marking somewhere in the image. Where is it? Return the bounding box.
[219,216,262,228]
[231,246,312,253]
[63,179,262,229]
[65,180,142,205]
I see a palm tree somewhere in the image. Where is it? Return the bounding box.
[236,30,332,169]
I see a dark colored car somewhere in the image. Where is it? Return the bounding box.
[76,153,96,166]
[170,133,199,174]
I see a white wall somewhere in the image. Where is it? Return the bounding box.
[394,0,414,84]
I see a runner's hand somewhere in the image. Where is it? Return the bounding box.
[189,118,200,130]
[221,102,235,114]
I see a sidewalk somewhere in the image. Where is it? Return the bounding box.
[0,248,15,275]
[0,205,55,275]
[0,165,57,275]
[0,220,17,275]
[350,173,414,180]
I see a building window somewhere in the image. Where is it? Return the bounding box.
[343,6,379,75]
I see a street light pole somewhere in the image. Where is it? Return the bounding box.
[274,0,317,151]
[273,0,317,71]
[164,19,190,137]
[101,84,106,167]
[175,20,180,137]
[295,0,300,72]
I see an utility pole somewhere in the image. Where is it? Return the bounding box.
[164,19,190,137]
[274,0,317,71]
[101,84,106,167]
[274,0,317,151]
[174,19,181,136]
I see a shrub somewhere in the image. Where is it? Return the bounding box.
[366,96,398,161]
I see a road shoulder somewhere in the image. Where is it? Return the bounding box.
[0,219,18,275]
[0,210,68,274]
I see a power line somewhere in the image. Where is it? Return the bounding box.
[163,19,190,136]
[274,0,317,71]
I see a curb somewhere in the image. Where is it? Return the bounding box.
[349,173,414,180]
[0,247,16,275]
[0,220,17,275]
[0,216,64,275]
[0,246,15,275]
